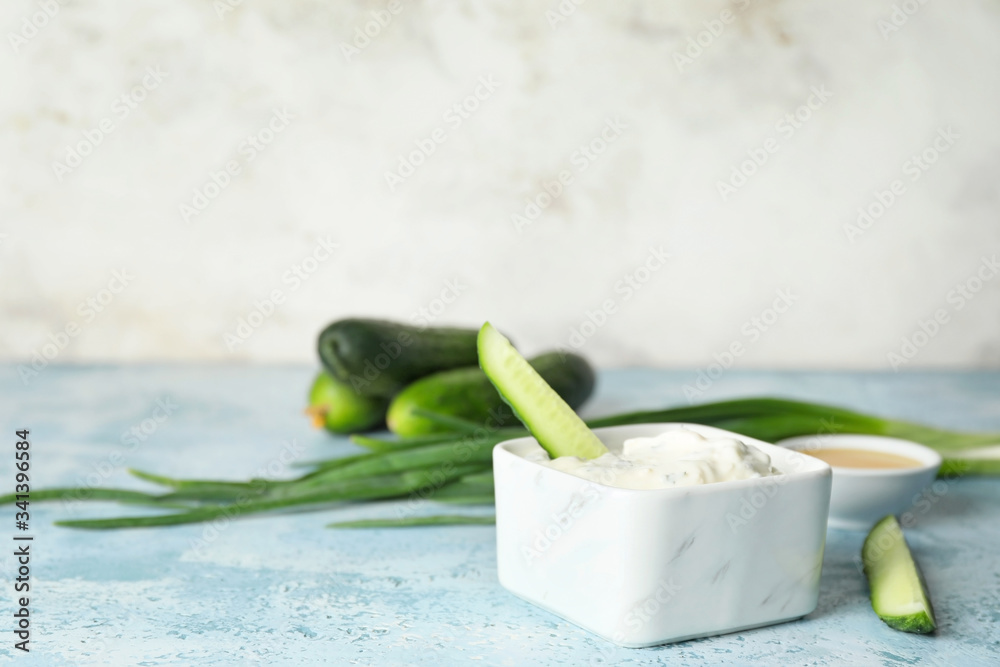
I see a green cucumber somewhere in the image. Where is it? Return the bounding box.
[862,515,936,634]
[477,322,607,460]
[306,370,388,434]
[386,351,596,437]
[317,319,480,398]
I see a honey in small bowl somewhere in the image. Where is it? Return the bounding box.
[798,447,922,470]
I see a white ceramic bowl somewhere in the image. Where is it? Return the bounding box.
[776,434,942,532]
[493,423,832,648]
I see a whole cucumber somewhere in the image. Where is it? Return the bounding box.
[317,319,480,398]
[307,370,388,434]
[386,351,596,437]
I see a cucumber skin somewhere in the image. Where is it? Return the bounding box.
[874,610,935,634]
[308,370,388,434]
[317,319,480,398]
[478,323,608,460]
[387,352,596,437]
[862,515,937,634]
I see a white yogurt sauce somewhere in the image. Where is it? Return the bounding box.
[528,428,778,489]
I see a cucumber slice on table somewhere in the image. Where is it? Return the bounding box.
[477,322,607,460]
[862,515,936,634]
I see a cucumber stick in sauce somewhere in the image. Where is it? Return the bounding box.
[862,515,936,634]
[477,322,607,460]
[387,351,596,437]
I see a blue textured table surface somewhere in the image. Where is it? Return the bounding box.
[1,366,998,666]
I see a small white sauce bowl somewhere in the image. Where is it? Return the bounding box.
[494,423,832,647]
[776,434,942,531]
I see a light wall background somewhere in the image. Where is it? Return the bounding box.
[2,0,999,370]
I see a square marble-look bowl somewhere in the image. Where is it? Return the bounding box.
[493,423,832,648]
